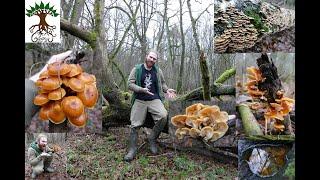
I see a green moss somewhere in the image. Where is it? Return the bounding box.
[89,32,97,48]
[243,7,270,34]
[121,91,132,102]
[284,160,295,180]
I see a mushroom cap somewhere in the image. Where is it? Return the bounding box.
[185,116,198,127]
[248,89,265,96]
[246,67,262,81]
[77,84,98,108]
[280,97,295,104]
[65,64,83,77]
[33,93,49,106]
[39,70,50,79]
[41,77,62,90]
[39,102,53,120]
[48,87,66,100]
[202,117,212,126]
[270,103,282,111]
[200,126,214,141]
[280,101,291,115]
[68,77,85,92]
[35,79,43,87]
[61,96,84,118]
[68,111,87,127]
[245,80,257,86]
[272,121,285,132]
[38,88,51,94]
[199,106,220,119]
[175,128,190,139]
[47,62,71,76]
[215,111,229,122]
[192,118,205,129]
[212,121,228,133]
[62,77,70,87]
[77,72,96,84]
[171,115,187,128]
[264,108,284,121]
[48,101,66,124]
[186,103,204,116]
[209,131,224,142]
[189,128,201,138]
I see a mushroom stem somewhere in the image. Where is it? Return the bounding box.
[265,118,268,135]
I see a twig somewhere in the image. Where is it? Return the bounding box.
[147,152,174,158]
[138,142,146,150]
[202,140,238,158]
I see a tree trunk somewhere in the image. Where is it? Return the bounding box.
[164,0,174,67]
[67,0,85,48]
[237,103,264,136]
[176,0,185,94]
[49,121,68,133]
[256,53,282,103]
[199,51,211,100]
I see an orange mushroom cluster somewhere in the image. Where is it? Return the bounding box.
[33,62,98,127]
[245,67,295,134]
[171,103,229,142]
[245,66,266,100]
[264,94,295,133]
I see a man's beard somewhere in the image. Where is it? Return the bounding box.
[145,59,154,68]
[39,144,46,151]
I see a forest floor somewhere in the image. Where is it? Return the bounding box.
[25,142,68,180]
[66,127,238,180]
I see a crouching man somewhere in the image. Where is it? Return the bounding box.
[27,134,55,178]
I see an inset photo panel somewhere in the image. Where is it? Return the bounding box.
[25,47,102,133]
[25,133,68,179]
[235,53,295,179]
[236,53,295,137]
[214,0,295,53]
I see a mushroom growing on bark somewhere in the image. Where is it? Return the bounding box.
[245,55,295,135]
[171,103,230,142]
[33,61,98,127]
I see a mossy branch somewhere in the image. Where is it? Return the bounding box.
[237,103,264,136]
[214,68,236,84]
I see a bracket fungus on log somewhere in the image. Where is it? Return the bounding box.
[214,5,258,53]
[171,103,229,142]
[214,1,295,53]
[33,62,98,128]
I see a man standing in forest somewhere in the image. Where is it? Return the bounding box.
[27,134,55,178]
[124,49,176,162]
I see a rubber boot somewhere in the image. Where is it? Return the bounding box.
[124,127,138,162]
[148,118,167,154]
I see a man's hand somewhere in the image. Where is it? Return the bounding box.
[141,88,154,96]
[40,152,51,158]
[166,89,177,99]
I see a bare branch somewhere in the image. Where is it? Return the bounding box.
[60,18,95,47]
[195,3,213,22]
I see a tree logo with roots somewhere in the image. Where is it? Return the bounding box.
[26,1,59,43]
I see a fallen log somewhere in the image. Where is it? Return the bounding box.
[237,103,264,136]
[176,67,235,101]
[246,135,295,142]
